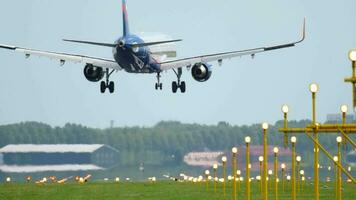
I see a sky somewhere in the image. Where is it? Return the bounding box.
[0,0,355,128]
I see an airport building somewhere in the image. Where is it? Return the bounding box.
[0,144,119,173]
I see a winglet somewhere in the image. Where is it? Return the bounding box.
[296,18,306,44]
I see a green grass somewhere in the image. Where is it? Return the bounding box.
[0,181,355,200]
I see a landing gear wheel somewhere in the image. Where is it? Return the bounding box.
[100,81,106,93]
[172,81,178,93]
[108,81,115,93]
[180,81,186,93]
[159,83,163,90]
[155,83,158,90]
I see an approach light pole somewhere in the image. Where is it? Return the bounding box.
[281,163,286,193]
[213,164,218,193]
[291,136,297,200]
[273,147,279,200]
[296,156,301,193]
[336,136,342,200]
[222,156,227,197]
[245,136,251,200]
[262,123,269,200]
[205,170,210,191]
[259,156,264,194]
[345,50,356,108]
[232,147,238,200]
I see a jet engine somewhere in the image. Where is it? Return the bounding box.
[191,63,212,82]
[83,64,104,82]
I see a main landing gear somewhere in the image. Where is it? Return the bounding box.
[172,68,186,93]
[155,72,163,90]
[100,68,115,93]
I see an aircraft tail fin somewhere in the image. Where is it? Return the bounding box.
[122,0,130,36]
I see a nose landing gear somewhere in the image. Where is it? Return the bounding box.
[155,72,163,90]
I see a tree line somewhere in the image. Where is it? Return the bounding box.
[0,120,352,167]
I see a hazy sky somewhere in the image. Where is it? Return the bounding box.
[0,0,355,128]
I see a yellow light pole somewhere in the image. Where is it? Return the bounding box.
[291,136,297,200]
[301,176,305,191]
[205,170,210,191]
[232,147,238,200]
[273,147,279,200]
[345,50,356,108]
[213,164,218,193]
[282,105,289,147]
[262,122,269,200]
[299,170,305,192]
[281,163,286,193]
[340,105,348,146]
[237,170,241,191]
[333,156,339,200]
[309,82,319,200]
[245,136,251,200]
[268,169,273,191]
[336,136,342,200]
[222,156,227,197]
[259,156,264,194]
[296,156,301,193]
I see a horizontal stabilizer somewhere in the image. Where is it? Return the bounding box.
[130,39,182,48]
[63,39,116,48]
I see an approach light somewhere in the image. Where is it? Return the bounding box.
[282,105,289,114]
[273,147,279,154]
[268,170,273,175]
[213,164,218,169]
[236,170,241,176]
[281,163,286,169]
[222,156,227,163]
[309,83,319,93]
[291,136,297,143]
[349,50,356,61]
[300,170,305,175]
[245,136,251,143]
[296,156,301,162]
[341,105,348,113]
[205,170,210,175]
[333,156,338,162]
[262,122,269,130]
[336,136,343,143]
[232,147,238,154]
[259,156,264,162]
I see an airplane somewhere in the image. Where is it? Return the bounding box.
[0,0,305,94]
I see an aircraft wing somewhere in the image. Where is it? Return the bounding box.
[160,20,306,71]
[0,44,122,70]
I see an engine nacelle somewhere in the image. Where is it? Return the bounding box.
[84,64,104,82]
[191,63,212,82]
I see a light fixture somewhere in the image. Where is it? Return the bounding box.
[205,170,210,175]
[300,170,305,175]
[281,163,286,169]
[268,170,273,175]
[340,105,348,113]
[236,170,241,176]
[245,136,251,143]
[309,83,319,93]
[213,164,218,169]
[259,156,264,162]
[333,156,338,162]
[349,50,356,61]
[222,156,227,162]
[336,136,342,143]
[282,105,289,114]
[291,136,297,143]
[232,147,238,154]
[273,147,279,154]
[296,156,301,162]
[262,122,269,130]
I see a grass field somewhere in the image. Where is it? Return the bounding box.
[0,181,355,200]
